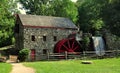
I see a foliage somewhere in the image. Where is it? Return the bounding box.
[19,0,51,15]
[77,0,120,36]
[0,63,12,73]
[19,0,78,23]
[82,35,90,50]
[24,58,120,73]
[77,0,106,35]
[18,48,30,62]
[0,0,18,47]
[101,0,120,36]
[52,0,78,23]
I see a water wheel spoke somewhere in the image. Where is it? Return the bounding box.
[63,44,69,51]
[72,41,75,49]
[73,46,79,51]
[68,49,74,52]
[67,40,71,49]
[54,38,81,53]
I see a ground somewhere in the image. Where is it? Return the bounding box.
[6,58,120,73]
[10,63,35,73]
[23,58,120,73]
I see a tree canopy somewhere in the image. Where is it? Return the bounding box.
[19,0,78,23]
[101,0,120,36]
[77,0,120,36]
[0,0,120,47]
[77,0,107,35]
[0,0,18,47]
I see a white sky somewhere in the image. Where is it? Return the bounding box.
[17,2,26,14]
[18,0,77,14]
[71,0,77,2]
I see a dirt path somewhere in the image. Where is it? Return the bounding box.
[10,63,35,73]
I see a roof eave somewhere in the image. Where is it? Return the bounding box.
[23,25,78,30]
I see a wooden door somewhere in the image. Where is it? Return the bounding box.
[31,49,35,61]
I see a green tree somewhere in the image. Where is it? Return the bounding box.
[19,0,52,15]
[77,0,120,36]
[102,0,120,36]
[82,35,90,51]
[77,0,107,35]
[52,0,78,23]
[19,0,78,23]
[0,0,18,47]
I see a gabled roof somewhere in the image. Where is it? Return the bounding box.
[17,14,78,29]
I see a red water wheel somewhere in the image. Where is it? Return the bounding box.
[54,38,82,53]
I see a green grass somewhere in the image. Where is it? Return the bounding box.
[24,58,120,73]
[0,63,12,73]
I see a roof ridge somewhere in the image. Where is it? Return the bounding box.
[18,14,68,19]
[17,14,78,29]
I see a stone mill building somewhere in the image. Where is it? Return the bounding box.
[15,14,78,60]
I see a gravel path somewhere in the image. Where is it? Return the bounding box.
[10,63,35,73]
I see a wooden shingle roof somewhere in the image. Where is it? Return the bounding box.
[17,14,78,29]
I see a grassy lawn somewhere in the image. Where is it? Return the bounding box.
[0,63,12,73]
[24,58,120,73]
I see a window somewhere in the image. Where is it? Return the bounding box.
[43,49,47,54]
[31,35,35,41]
[53,36,57,41]
[43,36,46,41]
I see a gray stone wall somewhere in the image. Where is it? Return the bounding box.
[23,27,77,60]
[15,20,24,50]
[104,33,120,50]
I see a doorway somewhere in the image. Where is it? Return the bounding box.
[30,49,36,61]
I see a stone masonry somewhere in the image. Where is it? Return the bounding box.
[15,14,78,60]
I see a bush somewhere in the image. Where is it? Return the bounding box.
[18,48,30,62]
[82,36,90,51]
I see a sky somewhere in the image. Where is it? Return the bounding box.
[18,0,77,14]
[17,3,26,14]
[71,0,77,2]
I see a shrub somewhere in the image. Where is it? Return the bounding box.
[18,48,30,62]
[82,35,90,51]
